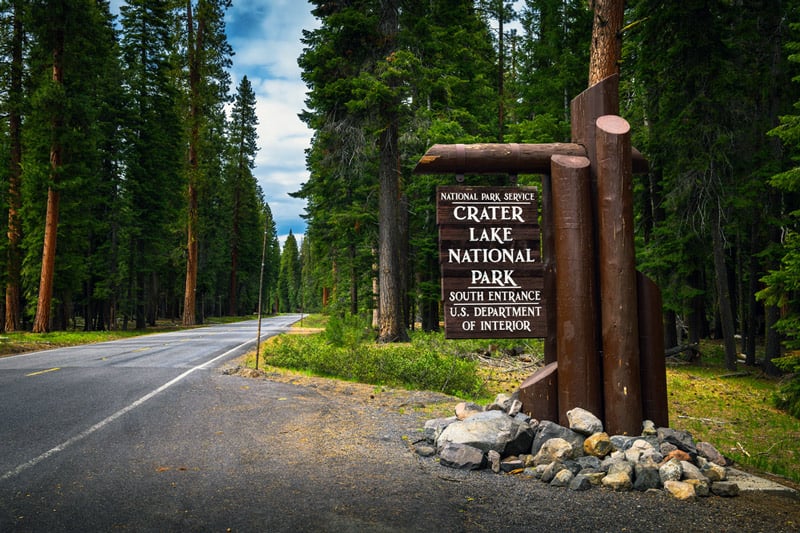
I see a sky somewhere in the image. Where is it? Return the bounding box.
[224,1,318,243]
[109,0,318,245]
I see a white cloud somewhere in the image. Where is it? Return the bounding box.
[109,0,318,238]
[227,1,318,238]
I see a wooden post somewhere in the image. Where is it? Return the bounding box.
[595,114,642,436]
[638,271,669,428]
[541,173,557,365]
[551,154,603,425]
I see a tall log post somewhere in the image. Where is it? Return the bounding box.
[638,271,669,428]
[551,154,603,425]
[595,115,642,435]
[541,173,557,365]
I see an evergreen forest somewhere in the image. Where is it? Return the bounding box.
[0,0,283,332]
[2,0,800,386]
[296,0,800,374]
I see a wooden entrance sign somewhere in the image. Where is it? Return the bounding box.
[414,75,669,435]
[437,186,545,339]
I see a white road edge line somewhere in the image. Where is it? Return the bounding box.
[0,340,253,483]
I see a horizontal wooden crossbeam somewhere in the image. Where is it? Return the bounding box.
[412,142,648,175]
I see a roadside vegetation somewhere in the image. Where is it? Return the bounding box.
[2,315,795,484]
[0,315,256,357]
[248,315,799,485]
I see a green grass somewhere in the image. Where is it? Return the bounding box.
[666,342,800,484]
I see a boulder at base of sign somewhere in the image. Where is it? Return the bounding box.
[436,410,534,456]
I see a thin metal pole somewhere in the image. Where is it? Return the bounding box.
[255,212,268,370]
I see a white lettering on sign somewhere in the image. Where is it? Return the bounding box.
[447,290,485,302]
[447,248,537,264]
[487,289,541,302]
[503,192,536,202]
[468,227,513,243]
[470,269,518,287]
[440,191,478,201]
[473,306,542,318]
[479,320,532,332]
[438,186,543,339]
[452,205,524,223]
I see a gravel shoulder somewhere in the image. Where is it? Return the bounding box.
[220,363,800,533]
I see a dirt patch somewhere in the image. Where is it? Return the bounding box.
[222,363,457,418]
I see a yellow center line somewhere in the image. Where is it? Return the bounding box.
[26,367,61,377]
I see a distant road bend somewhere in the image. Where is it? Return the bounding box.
[0,315,301,484]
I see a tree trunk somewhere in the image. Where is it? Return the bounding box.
[345,243,356,315]
[588,0,624,86]
[33,21,65,334]
[376,0,407,343]
[5,0,23,332]
[764,303,782,377]
[711,209,737,371]
[377,119,407,342]
[182,0,202,326]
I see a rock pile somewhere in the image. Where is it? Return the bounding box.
[415,394,738,501]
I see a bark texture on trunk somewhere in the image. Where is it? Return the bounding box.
[33,23,65,333]
[588,0,624,86]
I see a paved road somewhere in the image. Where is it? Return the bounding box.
[1,315,798,532]
[0,316,302,528]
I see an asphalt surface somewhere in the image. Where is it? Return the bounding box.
[0,316,798,532]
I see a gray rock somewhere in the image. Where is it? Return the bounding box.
[633,463,661,491]
[541,461,565,483]
[680,460,708,482]
[659,442,678,455]
[696,441,727,466]
[551,468,574,487]
[437,410,534,456]
[455,402,484,420]
[701,461,727,482]
[414,444,437,457]
[711,481,740,497]
[533,437,573,465]
[486,393,513,412]
[513,412,533,425]
[607,459,634,480]
[487,449,501,473]
[532,420,586,457]
[642,420,657,436]
[500,456,524,473]
[566,407,604,436]
[657,427,698,459]
[602,469,633,491]
[562,459,583,476]
[569,473,594,491]
[424,416,457,443]
[576,455,602,471]
[624,439,655,463]
[659,458,683,484]
[610,435,636,451]
[439,442,485,470]
[508,399,523,416]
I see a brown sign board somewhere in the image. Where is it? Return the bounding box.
[438,185,546,339]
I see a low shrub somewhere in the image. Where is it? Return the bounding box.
[261,327,485,398]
